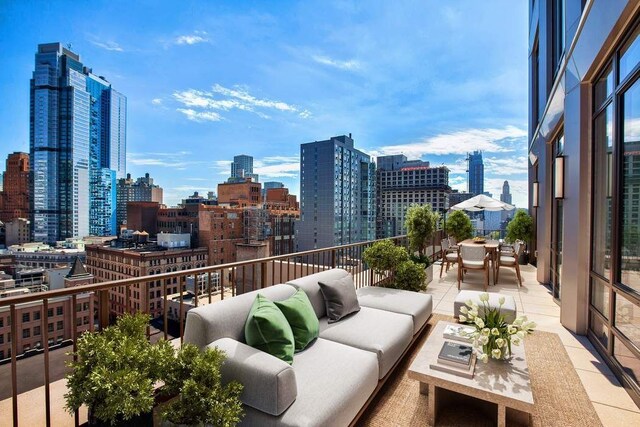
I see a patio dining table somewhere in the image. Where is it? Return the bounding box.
[459,239,500,285]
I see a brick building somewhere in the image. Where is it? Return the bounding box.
[198,205,244,265]
[157,204,200,245]
[127,201,161,237]
[85,242,208,318]
[217,178,262,207]
[0,152,30,223]
[264,188,299,213]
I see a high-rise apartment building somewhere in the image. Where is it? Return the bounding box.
[375,155,450,238]
[0,152,30,223]
[229,154,258,183]
[116,173,163,227]
[298,134,375,250]
[529,0,640,404]
[468,151,484,195]
[30,43,126,243]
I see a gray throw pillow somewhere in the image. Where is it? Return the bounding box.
[318,275,361,323]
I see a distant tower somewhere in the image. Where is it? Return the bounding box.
[467,151,484,195]
[230,155,259,183]
[500,180,513,222]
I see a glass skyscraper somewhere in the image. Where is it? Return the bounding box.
[468,150,484,195]
[30,43,126,243]
[230,154,259,183]
[298,134,375,251]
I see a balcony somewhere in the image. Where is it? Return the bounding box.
[0,235,639,426]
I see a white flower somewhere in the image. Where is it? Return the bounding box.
[507,326,517,335]
[479,335,489,345]
[481,328,490,336]
[492,349,502,359]
[526,321,537,330]
[491,328,500,336]
[465,299,474,307]
[459,315,467,323]
[460,306,468,314]
[475,317,485,328]
[513,318,523,326]
[498,296,505,305]
[468,311,476,320]
[517,331,526,339]
[512,337,521,346]
[479,353,489,363]
[496,338,505,348]
[479,293,490,302]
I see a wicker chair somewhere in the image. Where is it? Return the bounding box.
[440,238,458,278]
[458,244,490,291]
[496,241,524,286]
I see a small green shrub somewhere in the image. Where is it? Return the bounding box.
[363,239,409,275]
[445,210,473,242]
[65,313,173,425]
[161,344,243,427]
[392,260,427,292]
[506,210,534,243]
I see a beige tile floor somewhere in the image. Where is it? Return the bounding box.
[430,261,640,426]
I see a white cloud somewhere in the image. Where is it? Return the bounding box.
[255,156,300,178]
[177,108,222,122]
[372,126,527,157]
[173,84,310,121]
[484,156,529,175]
[151,98,163,106]
[89,39,124,52]
[312,55,361,71]
[127,151,204,169]
[175,31,209,45]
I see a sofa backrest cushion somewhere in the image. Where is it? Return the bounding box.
[183,284,296,350]
[286,268,351,319]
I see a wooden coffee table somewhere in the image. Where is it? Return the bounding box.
[408,321,534,426]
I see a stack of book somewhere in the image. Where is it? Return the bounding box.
[430,340,476,379]
[442,324,476,343]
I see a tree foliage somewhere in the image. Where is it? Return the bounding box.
[506,209,534,243]
[405,204,439,261]
[161,344,244,427]
[392,260,428,292]
[363,240,428,291]
[445,210,474,242]
[65,313,174,424]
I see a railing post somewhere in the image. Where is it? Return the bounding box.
[260,261,267,288]
[98,289,110,331]
[331,249,336,268]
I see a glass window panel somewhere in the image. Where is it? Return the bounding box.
[591,278,610,319]
[615,292,640,348]
[592,105,613,279]
[614,336,640,385]
[594,67,613,109]
[621,80,640,293]
[620,26,640,83]
[590,311,609,349]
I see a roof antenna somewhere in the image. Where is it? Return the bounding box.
[67,43,73,50]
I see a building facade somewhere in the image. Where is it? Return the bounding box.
[5,218,31,246]
[217,178,262,207]
[375,155,450,238]
[116,173,163,227]
[298,134,375,250]
[30,43,126,243]
[0,152,30,224]
[468,151,484,195]
[529,0,640,404]
[229,154,258,183]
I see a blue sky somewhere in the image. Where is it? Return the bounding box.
[0,0,529,207]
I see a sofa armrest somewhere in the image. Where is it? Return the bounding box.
[208,337,297,416]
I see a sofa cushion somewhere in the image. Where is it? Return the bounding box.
[318,275,361,323]
[210,338,297,416]
[453,290,517,323]
[356,287,433,334]
[239,338,378,427]
[319,306,413,379]
[184,284,296,350]
[287,268,351,319]
[245,294,295,364]
[274,289,320,351]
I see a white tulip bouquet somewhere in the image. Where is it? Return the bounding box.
[458,292,536,362]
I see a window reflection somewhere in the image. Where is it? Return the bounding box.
[621,26,640,83]
[615,293,640,349]
[621,80,640,294]
[592,105,613,279]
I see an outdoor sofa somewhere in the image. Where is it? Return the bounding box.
[183,268,433,426]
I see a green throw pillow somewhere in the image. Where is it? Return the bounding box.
[245,294,295,364]
[275,289,320,351]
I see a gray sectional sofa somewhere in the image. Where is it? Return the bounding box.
[183,268,433,427]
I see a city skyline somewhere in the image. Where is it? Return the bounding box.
[0,1,528,208]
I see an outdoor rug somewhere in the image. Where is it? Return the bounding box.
[358,313,603,427]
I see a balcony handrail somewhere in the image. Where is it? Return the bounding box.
[0,235,409,308]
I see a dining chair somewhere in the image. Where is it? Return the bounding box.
[458,244,489,291]
[496,241,524,286]
[448,236,459,250]
[440,238,458,278]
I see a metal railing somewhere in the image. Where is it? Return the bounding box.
[0,232,448,426]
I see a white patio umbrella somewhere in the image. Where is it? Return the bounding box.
[450,194,515,212]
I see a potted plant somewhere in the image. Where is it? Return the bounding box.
[445,210,473,242]
[160,343,243,427]
[65,313,173,426]
[363,240,428,292]
[404,203,440,285]
[505,209,534,264]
